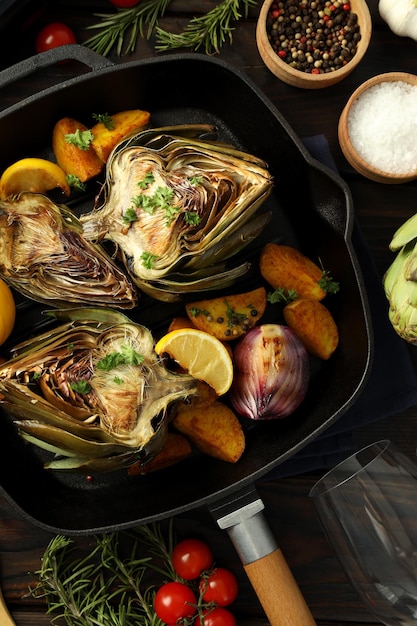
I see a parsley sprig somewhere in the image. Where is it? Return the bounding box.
[97,344,145,371]
[85,0,257,56]
[65,129,94,151]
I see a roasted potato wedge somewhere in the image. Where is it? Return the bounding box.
[127,433,192,475]
[177,380,219,410]
[173,401,245,463]
[91,109,151,162]
[52,117,104,182]
[168,316,197,332]
[185,287,267,341]
[260,243,327,300]
[283,298,339,360]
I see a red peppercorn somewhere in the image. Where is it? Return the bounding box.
[343,3,351,9]
[271,8,280,18]
[278,50,287,58]
[311,67,321,74]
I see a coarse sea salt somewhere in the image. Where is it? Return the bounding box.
[347,81,417,175]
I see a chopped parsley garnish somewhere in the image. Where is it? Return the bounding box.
[185,211,201,226]
[138,172,155,189]
[267,288,298,304]
[66,174,86,191]
[188,307,211,318]
[318,270,340,294]
[113,376,124,385]
[96,344,144,372]
[141,251,158,269]
[122,207,138,224]
[70,380,91,394]
[92,112,115,130]
[65,129,94,151]
[189,175,204,185]
[225,300,252,327]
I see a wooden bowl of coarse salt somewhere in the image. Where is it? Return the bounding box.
[338,72,417,183]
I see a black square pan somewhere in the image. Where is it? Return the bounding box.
[0,48,372,534]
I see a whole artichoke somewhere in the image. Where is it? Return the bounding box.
[384,212,417,344]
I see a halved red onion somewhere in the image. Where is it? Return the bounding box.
[229,324,309,420]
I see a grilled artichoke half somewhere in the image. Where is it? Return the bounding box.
[384,212,417,344]
[80,125,273,302]
[0,308,198,471]
[0,193,138,309]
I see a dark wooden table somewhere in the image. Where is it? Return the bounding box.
[1,1,417,624]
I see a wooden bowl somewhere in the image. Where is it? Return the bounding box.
[256,0,372,89]
[338,72,417,184]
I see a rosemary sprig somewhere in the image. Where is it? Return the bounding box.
[155,0,258,54]
[84,0,172,56]
[29,524,178,626]
[84,0,258,57]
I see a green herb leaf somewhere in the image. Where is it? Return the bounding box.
[96,344,144,371]
[267,288,298,304]
[185,211,202,226]
[189,175,204,186]
[318,270,340,294]
[66,174,87,191]
[70,380,92,394]
[138,171,155,189]
[93,112,116,130]
[140,251,158,269]
[65,129,94,151]
[123,207,139,224]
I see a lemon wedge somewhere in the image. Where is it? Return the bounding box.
[0,278,15,346]
[155,328,234,396]
[0,157,70,199]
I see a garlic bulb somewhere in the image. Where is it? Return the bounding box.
[229,324,309,420]
[379,0,417,41]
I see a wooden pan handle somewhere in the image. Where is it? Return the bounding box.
[244,548,316,625]
[216,496,316,626]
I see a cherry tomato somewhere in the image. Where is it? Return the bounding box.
[109,0,141,7]
[199,568,239,607]
[195,607,237,626]
[154,581,197,623]
[35,22,76,53]
[172,538,214,580]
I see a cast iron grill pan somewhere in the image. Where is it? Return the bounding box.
[0,47,372,534]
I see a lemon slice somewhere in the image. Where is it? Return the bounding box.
[155,328,233,396]
[0,157,70,199]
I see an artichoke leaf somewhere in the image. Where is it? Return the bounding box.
[183,211,272,271]
[136,262,251,302]
[0,381,116,442]
[389,212,417,251]
[404,240,417,282]
[0,193,138,309]
[16,420,133,458]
